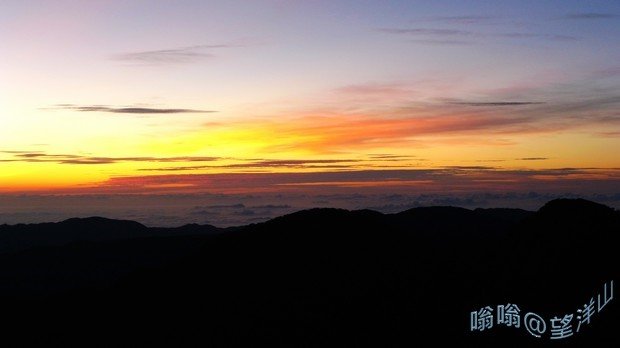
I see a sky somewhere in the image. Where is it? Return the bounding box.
[1,1,620,225]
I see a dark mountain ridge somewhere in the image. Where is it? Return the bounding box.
[0,216,220,254]
[0,199,618,347]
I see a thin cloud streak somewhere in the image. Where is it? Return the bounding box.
[112,44,236,64]
[51,104,216,114]
[379,28,579,43]
[449,101,545,106]
[137,159,366,172]
[334,83,413,97]
[0,152,222,165]
[420,15,499,25]
[136,157,421,172]
[563,13,619,20]
[408,39,474,46]
[378,28,476,36]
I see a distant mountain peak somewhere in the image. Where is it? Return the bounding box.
[59,216,147,229]
[538,198,614,216]
[61,216,141,223]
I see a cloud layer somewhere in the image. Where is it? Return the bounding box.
[87,167,620,195]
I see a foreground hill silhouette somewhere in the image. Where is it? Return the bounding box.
[1,199,618,347]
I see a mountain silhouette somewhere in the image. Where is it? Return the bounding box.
[0,216,219,254]
[0,199,617,347]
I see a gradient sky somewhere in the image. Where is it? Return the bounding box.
[1,1,620,224]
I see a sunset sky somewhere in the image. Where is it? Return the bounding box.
[1,1,619,225]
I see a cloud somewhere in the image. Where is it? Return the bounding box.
[378,28,476,36]
[1,150,40,154]
[334,82,413,97]
[532,95,620,116]
[0,153,379,171]
[592,67,620,78]
[408,39,474,46]
[597,131,620,138]
[195,203,246,210]
[61,158,117,165]
[563,13,618,20]
[379,28,578,43]
[112,44,235,64]
[248,88,618,153]
[496,33,578,41]
[248,159,362,166]
[251,204,292,209]
[548,35,580,41]
[232,209,256,216]
[137,159,366,172]
[517,157,548,161]
[474,159,507,163]
[368,154,416,160]
[422,15,498,25]
[193,83,619,153]
[87,167,620,196]
[448,101,545,107]
[52,104,216,114]
[269,113,534,151]
[0,151,221,165]
[442,166,496,170]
